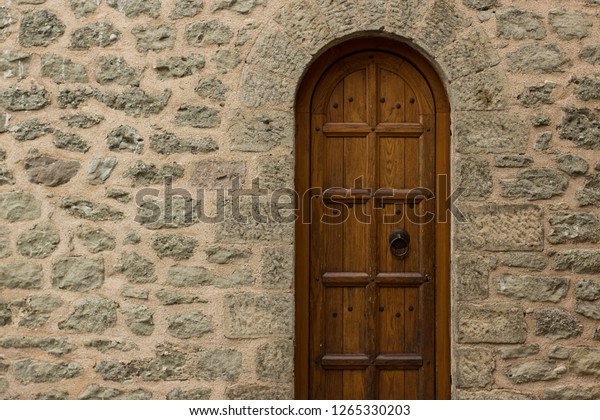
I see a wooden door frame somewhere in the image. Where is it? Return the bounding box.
[294,37,451,400]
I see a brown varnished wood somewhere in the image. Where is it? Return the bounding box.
[296,38,451,400]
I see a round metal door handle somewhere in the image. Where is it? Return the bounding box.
[389,229,410,258]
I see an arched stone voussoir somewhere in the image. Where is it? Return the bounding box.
[273,0,335,55]
[246,25,312,81]
[385,0,434,37]
[315,0,388,36]
[437,28,501,82]
[239,65,296,110]
[414,0,471,55]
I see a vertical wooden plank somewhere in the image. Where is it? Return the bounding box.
[343,287,366,353]
[378,287,406,353]
[379,69,406,124]
[343,371,366,400]
[327,81,345,123]
[404,287,419,353]
[379,370,405,400]
[404,370,419,399]
[344,70,368,123]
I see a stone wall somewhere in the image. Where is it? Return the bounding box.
[0,0,599,400]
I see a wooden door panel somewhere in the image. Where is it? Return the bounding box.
[309,51,437,400]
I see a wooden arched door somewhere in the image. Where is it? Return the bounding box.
[295,42,450,400]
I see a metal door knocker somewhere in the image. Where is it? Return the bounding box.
[389,229,410,258]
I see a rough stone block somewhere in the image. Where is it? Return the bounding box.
[169,0,203,19]
[13,359,82,384]
[575,280,600,301]
[577,174,600,207]
[508,44,571,73]
[224,293,293,338]
[261,247,293,290]
[53,131,89,153]
[246,26,310,79]
[96,55,142,86]
[184,20,232,47]
[126,161,184,186]
[456,204,543,251]
[151,234,198,261]
[26,152,64,182]
[174,104,220,128]
[518,82,556,108]
[570,347,600,378]
[19,10,65,47]
[196,348,242,381]
[226,384,293,400]
[274,0,333,53]
[58,297,117,333]
[457,389,534,400]
[580,45,600,66]
[191,160,246,190]
[499,344,540,360]
[554,249,600,274]
[548,9,592,40]
[79,384,151,400]
[555,154,589,177]
[0,84,50,111]
[132,24,175,53]
[534,308,582,339]
[416,0,470,54]
[455,157,492,200]
[87,158,118,185]
[167,387,210,400]
[121,304,154,336]
[116,252,157,284]
[167,311,213,339]
[17,224,60,258]
[70,22,121,49]
[506,361,566,384]
[167,266,213,287]
[52,257,103,292]
[548,212,600,244]
[107,0,160,18]
[496,8,546,40]
[206,247,251,264]
[256,340,293,382]
[61,196,124,221]
[454,254,489,301]
[41,54,88,84]
[494,155,534,168]
[11,119,53,141]
[456,347,495,388]
[195,77,227,102]
[106,125,144,154]
[155,55,205,80]
[70,0,100,17]
[97,88,171,117]
[211,49,241,73]
[0,191,41,222]
[571,74,600,101]
[457,303,526,343]
[575,301,600,320]
[239,66,294,109]
[454,112,529,154]
[439,29,500,81]
[497,274,568,303]
[500,168,568,200]
[229,108,294,152]
[544,386,599,400]
[150,132,217,155]
[0,263,42,289]
[450,66,507,111]
[0,336,76,356]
